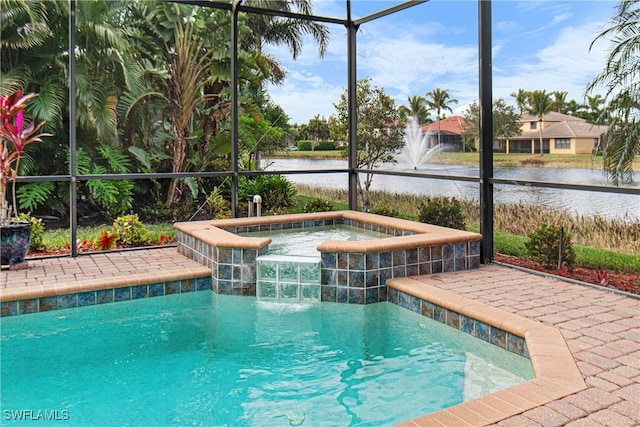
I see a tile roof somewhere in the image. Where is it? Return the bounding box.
[518,111,587,123]
[421,115,469,136]
[516,121,608,139]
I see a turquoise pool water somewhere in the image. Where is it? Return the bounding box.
[1,292,533,426]
[240,224,390,257]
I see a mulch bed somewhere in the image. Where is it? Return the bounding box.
[494,253,640,295]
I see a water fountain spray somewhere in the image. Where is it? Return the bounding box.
[397,116,443,169]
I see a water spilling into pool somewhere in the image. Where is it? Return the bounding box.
[245,224,391,303]
[1,292,533,426]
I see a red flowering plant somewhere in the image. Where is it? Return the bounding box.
[0,91,51,224]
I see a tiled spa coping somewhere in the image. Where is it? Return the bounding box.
[175,210,483,302]
[388,277,587,426]
[175,210,482,252]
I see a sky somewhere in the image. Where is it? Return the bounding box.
[263,0,617,125]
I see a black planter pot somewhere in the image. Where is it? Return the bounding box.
[1,221,32,265]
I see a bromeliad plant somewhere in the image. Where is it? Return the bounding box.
[0,91,50,224]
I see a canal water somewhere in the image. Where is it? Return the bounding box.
[263,158,640,221]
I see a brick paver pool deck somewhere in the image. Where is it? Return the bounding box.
[1,248,639,426]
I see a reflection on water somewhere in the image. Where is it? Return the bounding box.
[264,158,640,221]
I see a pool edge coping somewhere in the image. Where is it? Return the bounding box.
[0,265,212,303]
[387,276,587,427]
[174,210,482,253]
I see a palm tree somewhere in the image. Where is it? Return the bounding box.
[510,88,529,114]
[0,0,50,52]
[584,94,605,123]
[163,22,213,206]
[564,99,585,116]
[587,0,640,184]
[525,90,554,156]
[552,91,568,113]
[241,0,329,85]
[425,88,458,147]
[306,114,330,142]
[119,0,331,204]
[398,95,431,125]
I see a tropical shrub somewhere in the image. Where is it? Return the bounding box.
[16,182,55,215]
[111,214,149,246]
[75,145,135,218]
[370,205,400,218]
[418,197,466,230]
[96,229,118,251]
[237,175,297,212]
[16,213,45,250]
[205,186,231,219]
[525,224,575,268]
[302,198,333,213]
[0,91,51,223]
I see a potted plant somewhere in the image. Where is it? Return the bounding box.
[1,90,50,266]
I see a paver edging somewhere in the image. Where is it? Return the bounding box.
[388,276,587,426]
[0,266,211,303]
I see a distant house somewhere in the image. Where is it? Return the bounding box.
[421,116,470,151]
[496,112,608,155]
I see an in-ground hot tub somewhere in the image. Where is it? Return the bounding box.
[174,211,482,304]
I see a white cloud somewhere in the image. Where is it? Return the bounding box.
[495,20,518,34]
[522,11,573,36]
[493,21,608,104]
[267,70,344,124]
[265,2,613,124]
[352,20,478,113]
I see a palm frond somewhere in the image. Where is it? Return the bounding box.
[117,89,165,124]
[0,66,31,96]
[0,0,50,49]
[29,77,65,123]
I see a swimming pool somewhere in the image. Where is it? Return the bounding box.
[1,292,533,426]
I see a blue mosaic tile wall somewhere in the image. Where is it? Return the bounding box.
[0,277,212,317]
[211,246,264,296]
[387,287,530,359]
[319,240,481,304]
[177,219,481,304]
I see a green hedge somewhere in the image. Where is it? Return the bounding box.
[297,141,313,151]
[296,140,336,151]
[316,141,337,150]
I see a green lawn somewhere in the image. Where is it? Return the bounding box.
[42,223,177,249]
[468,226,640,272]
